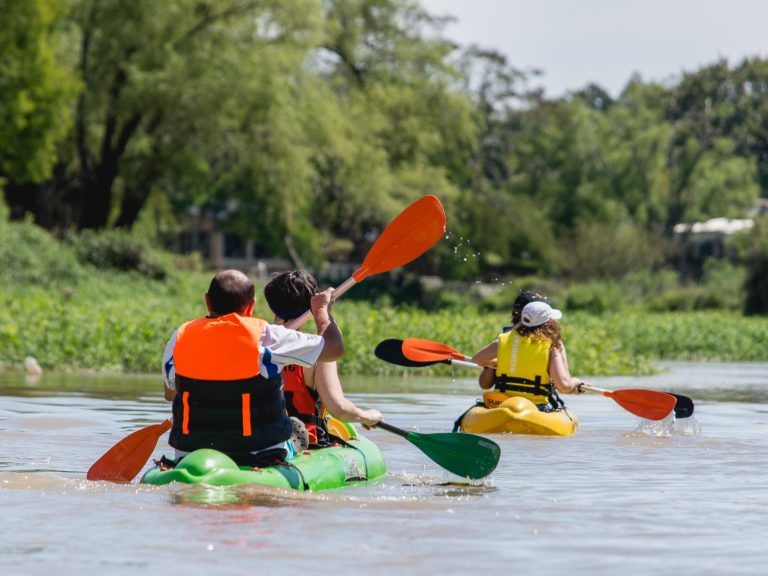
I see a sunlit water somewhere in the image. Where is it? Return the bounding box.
[1,362,767,575]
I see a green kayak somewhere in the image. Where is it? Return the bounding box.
[140,427,386,491]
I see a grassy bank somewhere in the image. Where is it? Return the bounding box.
[1,220,766,377]
[339,304,768,376]
[2,271,767,377]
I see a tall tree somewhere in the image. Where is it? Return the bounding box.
[0,0,76,189]
[25,0,321,230]
[293,0,477,265]
[670,58,768,194]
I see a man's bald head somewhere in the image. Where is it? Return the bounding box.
[206,269,255,315]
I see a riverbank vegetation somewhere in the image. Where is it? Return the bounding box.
[2,1,768,376]
[2,0,768,316]
[1,218,766,376]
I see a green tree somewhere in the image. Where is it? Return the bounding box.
[15,0,322,231]
[670,58,768,193]
[297,0,476,265]
[0,0,76,186]
[730,218,768,315]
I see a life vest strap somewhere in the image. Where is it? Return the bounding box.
[242,393,252,437]
[170,373,291,453]
[494,374,553,396]
[182,391,190,435]
[283,370,330,447]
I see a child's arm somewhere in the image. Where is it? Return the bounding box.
[472,340,499,390]
[549,344,583,394]
[471,339,499,366]
[478,367,495,389]
[314,361,383,426]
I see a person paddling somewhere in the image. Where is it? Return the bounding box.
[470,291,584,413]
[263,270,383,449]
[161,269,343,467]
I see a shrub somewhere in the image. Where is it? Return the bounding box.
[477,276,562,313]
[744,251,768,315]
[0,219,82,286]
[623,268,680,299]
[63,230,174,280]
[732,218,768,315]
[556,221,665,280]
[646,286,726,311]
[564,281,627,313]
[0,194,9,221]
[699,260,745,311]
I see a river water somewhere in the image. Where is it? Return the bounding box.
[1,362,767,576]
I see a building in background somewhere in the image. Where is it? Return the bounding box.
[673,216,756,279]
[171,207,289,276]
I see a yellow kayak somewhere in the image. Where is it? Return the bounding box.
[458,392,578,436]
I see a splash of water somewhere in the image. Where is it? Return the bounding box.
[631,414,702,437]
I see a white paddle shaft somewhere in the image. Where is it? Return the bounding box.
[450,358,482,369]
[285,276,359,330]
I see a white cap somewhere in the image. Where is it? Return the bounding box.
[521,301,562,327]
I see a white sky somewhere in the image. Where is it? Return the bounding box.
[420,0,768,97]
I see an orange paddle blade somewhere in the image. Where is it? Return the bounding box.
[402,338,466,363]
[87,419,172,482]
[606,389,677,421]
[352,195,446,282]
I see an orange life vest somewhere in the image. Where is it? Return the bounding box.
[282,365,329,447]
[169,314,292,454]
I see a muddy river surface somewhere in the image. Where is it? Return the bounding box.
[1,362,767,575]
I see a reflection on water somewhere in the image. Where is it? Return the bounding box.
[0,371,160,401]
[169,484,305,509]
[0,362,767,575]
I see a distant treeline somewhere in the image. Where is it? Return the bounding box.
[1,0,767,312]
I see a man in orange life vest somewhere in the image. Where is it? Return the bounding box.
[161,269,344,466]
[263,270,383,448]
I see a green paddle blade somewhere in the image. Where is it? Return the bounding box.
[405,430,501,480]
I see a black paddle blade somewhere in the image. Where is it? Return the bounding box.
[406,431,501,479]
[671,394,695,419]
[374,339,442,367]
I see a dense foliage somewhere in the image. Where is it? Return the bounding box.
[0,0,77,183]
[1,0,766,311]
[1,219,766,375]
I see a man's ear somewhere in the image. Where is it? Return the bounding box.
[244,299,255,317]
[204,293,213,314]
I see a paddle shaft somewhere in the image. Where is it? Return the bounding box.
[452,364,690,417]
[286,276,357,330]
[375,421,410,438]
[381,338,693,419]
[448,358,481,369]
[580,384,614,397]
[374,421,501,479]
[288,195,445,329]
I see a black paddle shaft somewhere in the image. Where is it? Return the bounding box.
[375,421,410,438]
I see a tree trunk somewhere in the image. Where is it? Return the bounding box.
[77,174,114,230]
[114,182,152,229]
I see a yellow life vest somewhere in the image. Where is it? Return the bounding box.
[494,331,555,406]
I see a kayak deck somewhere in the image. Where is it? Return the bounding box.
[141,433,386,491]
[459,394,578,436]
